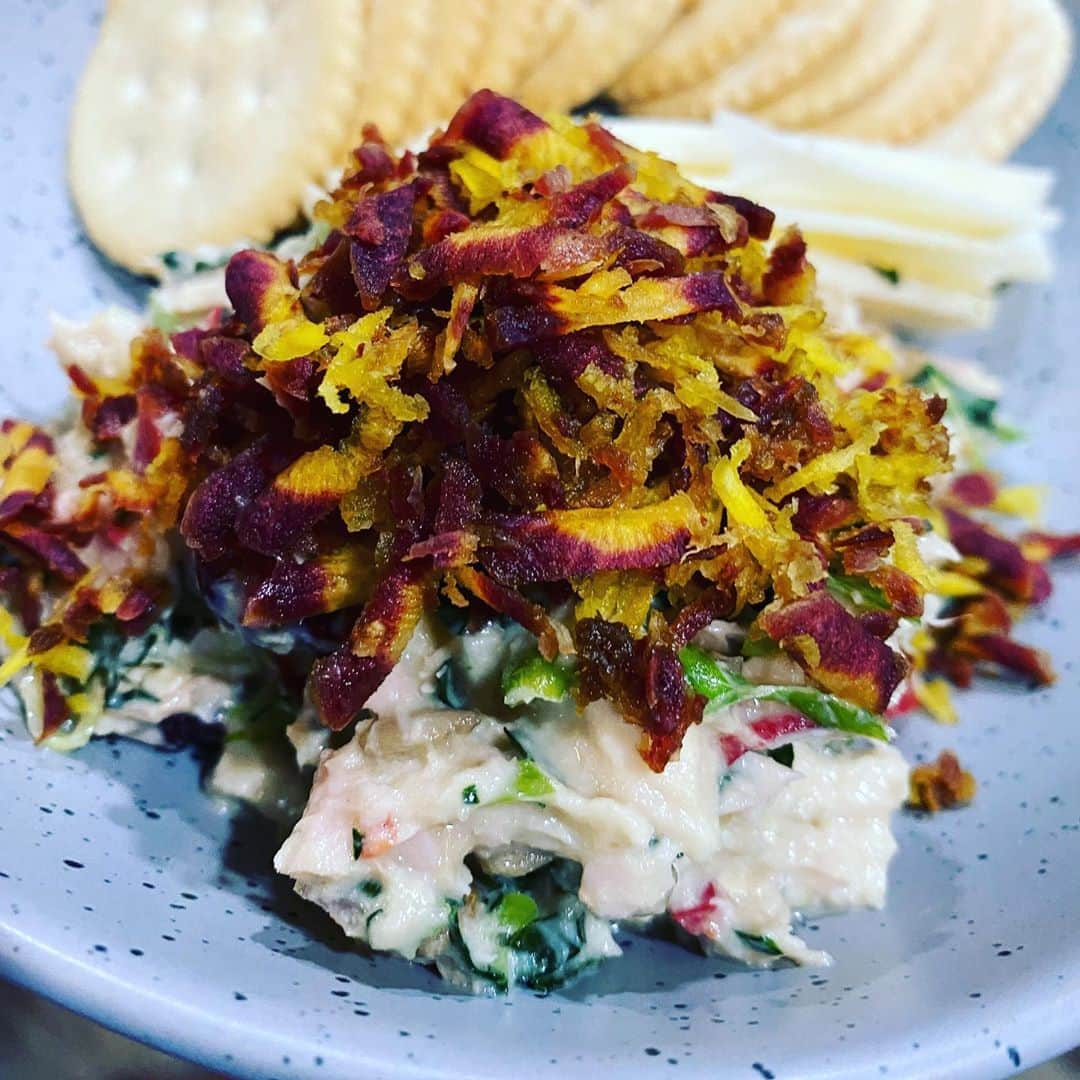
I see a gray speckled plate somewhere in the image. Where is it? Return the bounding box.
[1,3,1079,1079]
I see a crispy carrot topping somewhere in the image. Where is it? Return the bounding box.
[0,92,1073,765]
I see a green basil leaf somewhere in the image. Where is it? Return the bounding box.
[678,645,889,742]
[679,645,754,707]
[767,685,889,741]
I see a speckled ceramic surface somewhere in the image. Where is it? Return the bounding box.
[1,3,1078,1079]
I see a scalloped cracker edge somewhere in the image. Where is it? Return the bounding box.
[516,0,686,114]
[466,0,576,98]
[755,0,934,129]
[813,0,1011,143]
[636,0,872,118]
[609,0,794,106]
[397,0,490,142]
[70,0,366,274]
[350,0,435,147]
[920,0,1073,161]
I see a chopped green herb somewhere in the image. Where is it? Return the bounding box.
[735,930,783,956]
[122,687,162,709]
[497,891,539,932]
[351,829,365,860]
[157,249,229,275]
[826,572,890,612]
[442,859,613,993]
[763,684,888,740]
[502,650,576,707]
[766,743,795,768]
[679,645,889,742]
[740,630,779,658]
[435,659,466,709]
[86,620,159,708]
[514,759,556,800]
[870,265,901,285]
[222,674,296,745]
[571,92,622,118]
[359,879,382,898]
[911,364,1021,442]
[462,784,479,805]
[365,908,383,932]
[148,301,181,334]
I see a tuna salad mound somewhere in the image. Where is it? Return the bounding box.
[1,92,1073,993]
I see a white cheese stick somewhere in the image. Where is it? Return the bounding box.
[606,113,1057,238]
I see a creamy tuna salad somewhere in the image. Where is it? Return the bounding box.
[1,93,1073,993]
[275,613,909,987]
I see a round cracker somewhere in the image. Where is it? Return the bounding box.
[397,0,489,141]
[609,0,794,106]
[921,0,1072,160]
[69,0,365,273]
[464,0,577,97]
[813,0,1011,143]
[515,0,687,114]
[636,0,872,119]
[350,0,435,146]
[755,0,934,129]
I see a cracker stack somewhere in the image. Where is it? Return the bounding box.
[69,0,1072,272]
